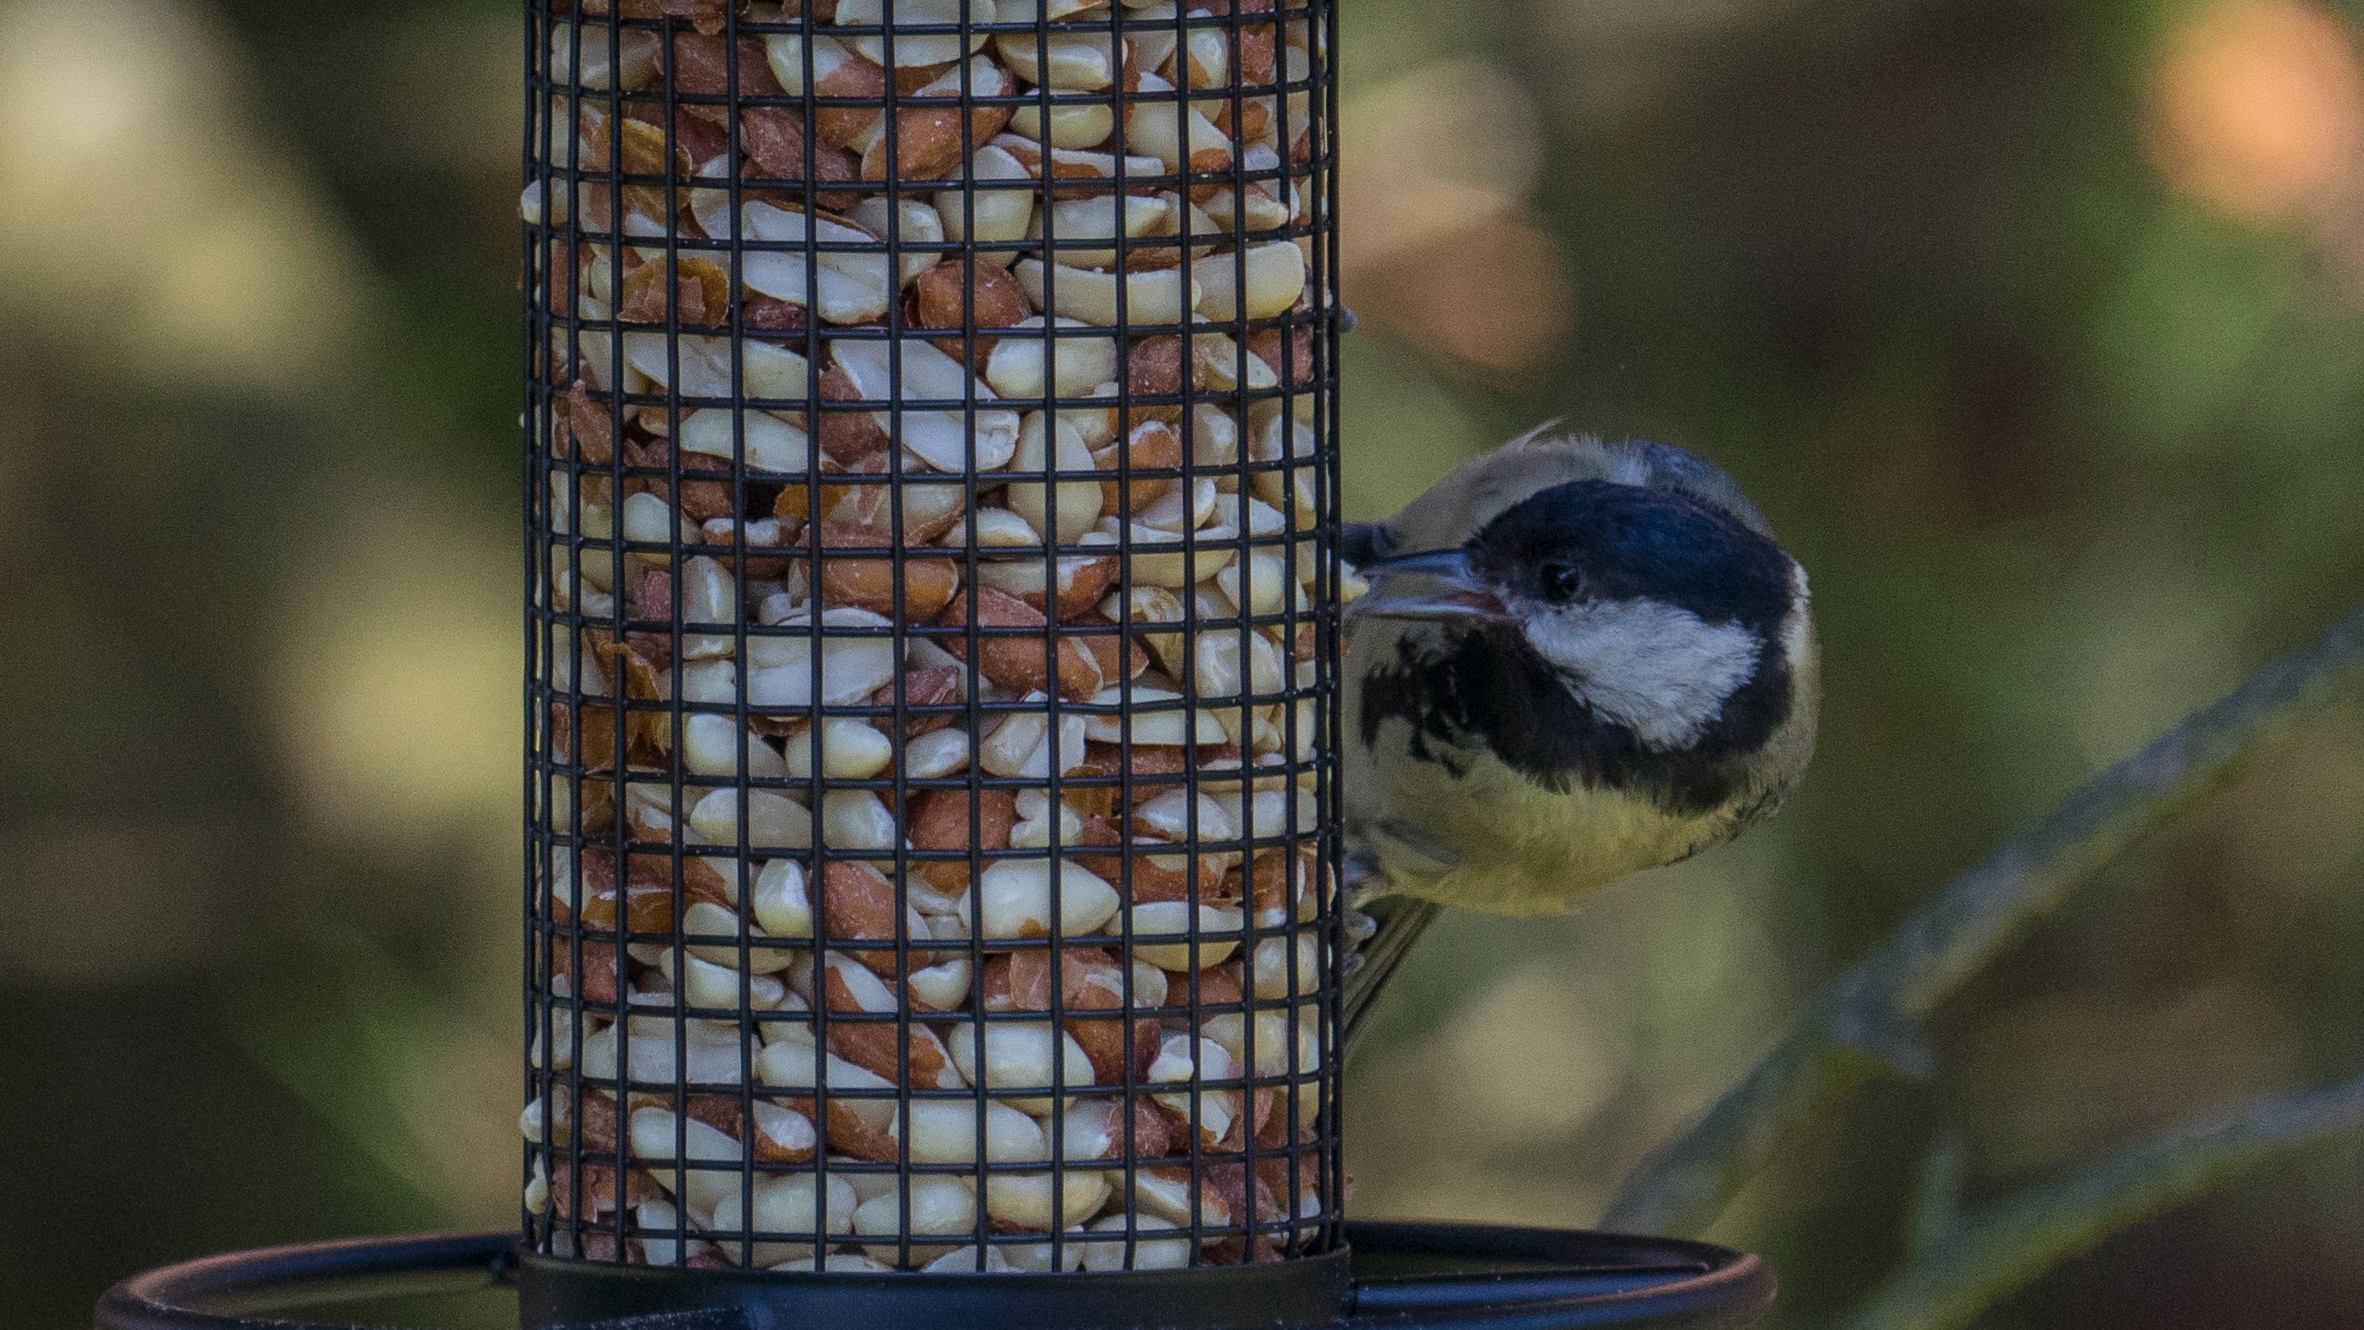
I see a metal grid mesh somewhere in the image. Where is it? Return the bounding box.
[521,0,1341,1274]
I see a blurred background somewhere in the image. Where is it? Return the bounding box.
[1,0,2360,1325]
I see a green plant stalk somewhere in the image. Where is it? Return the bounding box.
[1843,1070,2364,1330]
[1605,601,2364,1236]
[227,920,490,1229]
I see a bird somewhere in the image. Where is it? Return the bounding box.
[1337,425,1819,1051]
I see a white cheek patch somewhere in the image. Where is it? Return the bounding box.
[1521,598,1761,751]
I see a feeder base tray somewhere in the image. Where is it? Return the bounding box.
[95,1223,1772,1330]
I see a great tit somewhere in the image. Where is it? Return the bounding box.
[1339,426,1819,1047]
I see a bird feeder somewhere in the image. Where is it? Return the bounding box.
[523,0,1343,1299]
[95,3,1774,1327]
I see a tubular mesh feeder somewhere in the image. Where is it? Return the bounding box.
[520,0,1347,1307]
[89,2,1778,1325]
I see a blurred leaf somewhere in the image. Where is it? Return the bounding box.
[227,922,514,1228]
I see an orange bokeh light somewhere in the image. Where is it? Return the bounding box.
[1350,213,1576,382]
[2148,0,2364,223]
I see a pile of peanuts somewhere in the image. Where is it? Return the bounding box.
[523,0,1345,1273]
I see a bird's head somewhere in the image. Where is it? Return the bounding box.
[1353,479,1803,753]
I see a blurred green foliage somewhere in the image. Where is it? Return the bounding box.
[0,0,2358,1327]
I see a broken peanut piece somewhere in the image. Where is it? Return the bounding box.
[908,785,1017,893]
[816,520,961,617]
[934,586,1105,702]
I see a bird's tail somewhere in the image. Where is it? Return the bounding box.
[1339,893,1442,1063]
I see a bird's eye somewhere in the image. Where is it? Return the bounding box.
[1541,564,1583,602]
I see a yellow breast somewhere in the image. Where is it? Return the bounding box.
[1348,742,1737,916]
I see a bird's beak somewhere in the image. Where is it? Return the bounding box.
[1350,548,1507,621]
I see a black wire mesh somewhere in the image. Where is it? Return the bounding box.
[521,0,1341,1276]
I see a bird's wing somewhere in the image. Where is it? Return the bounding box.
[1380,427,1776,551]
[1380,423,1602,551]
[1340,893,1440,1063]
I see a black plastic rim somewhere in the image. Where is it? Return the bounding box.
[96,1222,1774,1330]
[520,1241,1353,1328]
[93,1231,519,1330]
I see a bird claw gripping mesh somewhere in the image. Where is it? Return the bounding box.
[522,0,1342,1276]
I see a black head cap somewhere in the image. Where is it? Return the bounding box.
[1467,480,1793,633]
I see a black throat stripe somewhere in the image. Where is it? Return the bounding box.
[1358,622,1792,818]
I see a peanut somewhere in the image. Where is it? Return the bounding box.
[933,586,1104,702]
